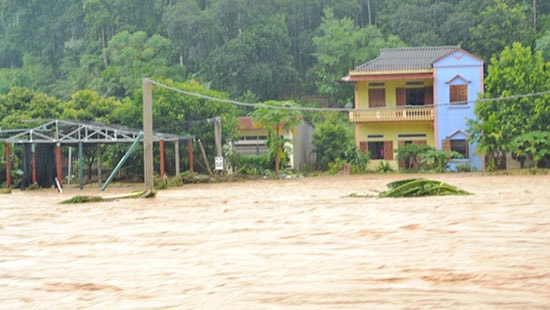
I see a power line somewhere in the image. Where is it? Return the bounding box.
[150,79,550,112]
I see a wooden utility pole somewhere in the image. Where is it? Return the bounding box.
[143,78,154,193]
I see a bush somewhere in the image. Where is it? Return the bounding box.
[396,143,432,170]
[345,146,370,173]
[420,149,463,172]
[327,158,347,175]
[226,152,272,176]
[377,161,394,173]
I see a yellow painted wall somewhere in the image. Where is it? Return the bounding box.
[354,77,435,170]
[356,122,435,170]
[356,79,434,109]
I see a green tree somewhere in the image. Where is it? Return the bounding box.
[62,89,123,124]
[0,87,64,129]
[511,131,550,168]
[101,31,183,98]
[250,101,302,175]
[208,13,297,101]
[535,30,550,61]
[312,113,354,170]
[468,43,550,170]
[469,0,536,60]
[310,7,403,105]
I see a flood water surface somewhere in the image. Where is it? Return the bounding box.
[0,174,549,309]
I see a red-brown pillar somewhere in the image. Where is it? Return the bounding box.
[188,139,194,172]
[159,139,165,178]
[5,143,11,188]
[56,143,63,185]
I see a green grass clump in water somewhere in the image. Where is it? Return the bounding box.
[0,188,12,194]
[60,196,105,204]
[60,190,154,204]
[380,178,471,198]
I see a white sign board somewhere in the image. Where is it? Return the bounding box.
[215,156,224,171]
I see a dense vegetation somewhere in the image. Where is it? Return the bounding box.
[0,0,549,179]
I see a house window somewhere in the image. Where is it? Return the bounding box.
[369,89,385,107]
[367,141,393,160]
[450,85,468,104]
[368,142,384,159]
[406,88,425,106]
[450,139,468,158]
[397,87,433,106]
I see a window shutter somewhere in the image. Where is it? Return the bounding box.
[396,88,406,106]
[450,85,468,103]
[384,141,393,160]
[442,139,451,151]
[369,89,385,107]
[359,141,367,153]
[424,86,433,105]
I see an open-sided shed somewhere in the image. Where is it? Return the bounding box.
[1,119,194,189]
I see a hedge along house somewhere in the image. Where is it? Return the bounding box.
[341,46,484,171]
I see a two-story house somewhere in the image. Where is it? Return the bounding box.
[341,46,484,171]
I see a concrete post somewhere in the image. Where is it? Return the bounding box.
[143,78,154,192]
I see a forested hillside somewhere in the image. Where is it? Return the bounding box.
[1,0,548,105]
[0,0,549,176]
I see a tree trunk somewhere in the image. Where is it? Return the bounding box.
[102,26,108,66]
[367,0,372,26]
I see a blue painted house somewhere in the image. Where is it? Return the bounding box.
[342,46,484,171]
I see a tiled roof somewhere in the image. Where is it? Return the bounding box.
[237,116,262,131]
[353,46,460,73]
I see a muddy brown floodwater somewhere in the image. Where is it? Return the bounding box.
[0,174,549,309]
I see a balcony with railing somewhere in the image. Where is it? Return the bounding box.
[349,106,434,123]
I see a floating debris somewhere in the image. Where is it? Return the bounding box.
[60,196,105,204]
[379,178,471,198]
[60,190,152,204]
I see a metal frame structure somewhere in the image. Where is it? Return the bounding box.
[1,119,194,190]
[0,119,186,144]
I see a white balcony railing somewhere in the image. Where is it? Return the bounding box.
[349,106,434,123]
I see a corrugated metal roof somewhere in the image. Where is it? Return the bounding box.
[353,46,460,73]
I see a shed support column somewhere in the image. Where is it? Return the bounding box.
[97,144,102,185]
[5,143,11,188]
[31,144,36,184]
[174,139,180,176]
[56,143,63,185]
[79,143,84,190]
[188,139,194,173]
[160,138,165,178]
